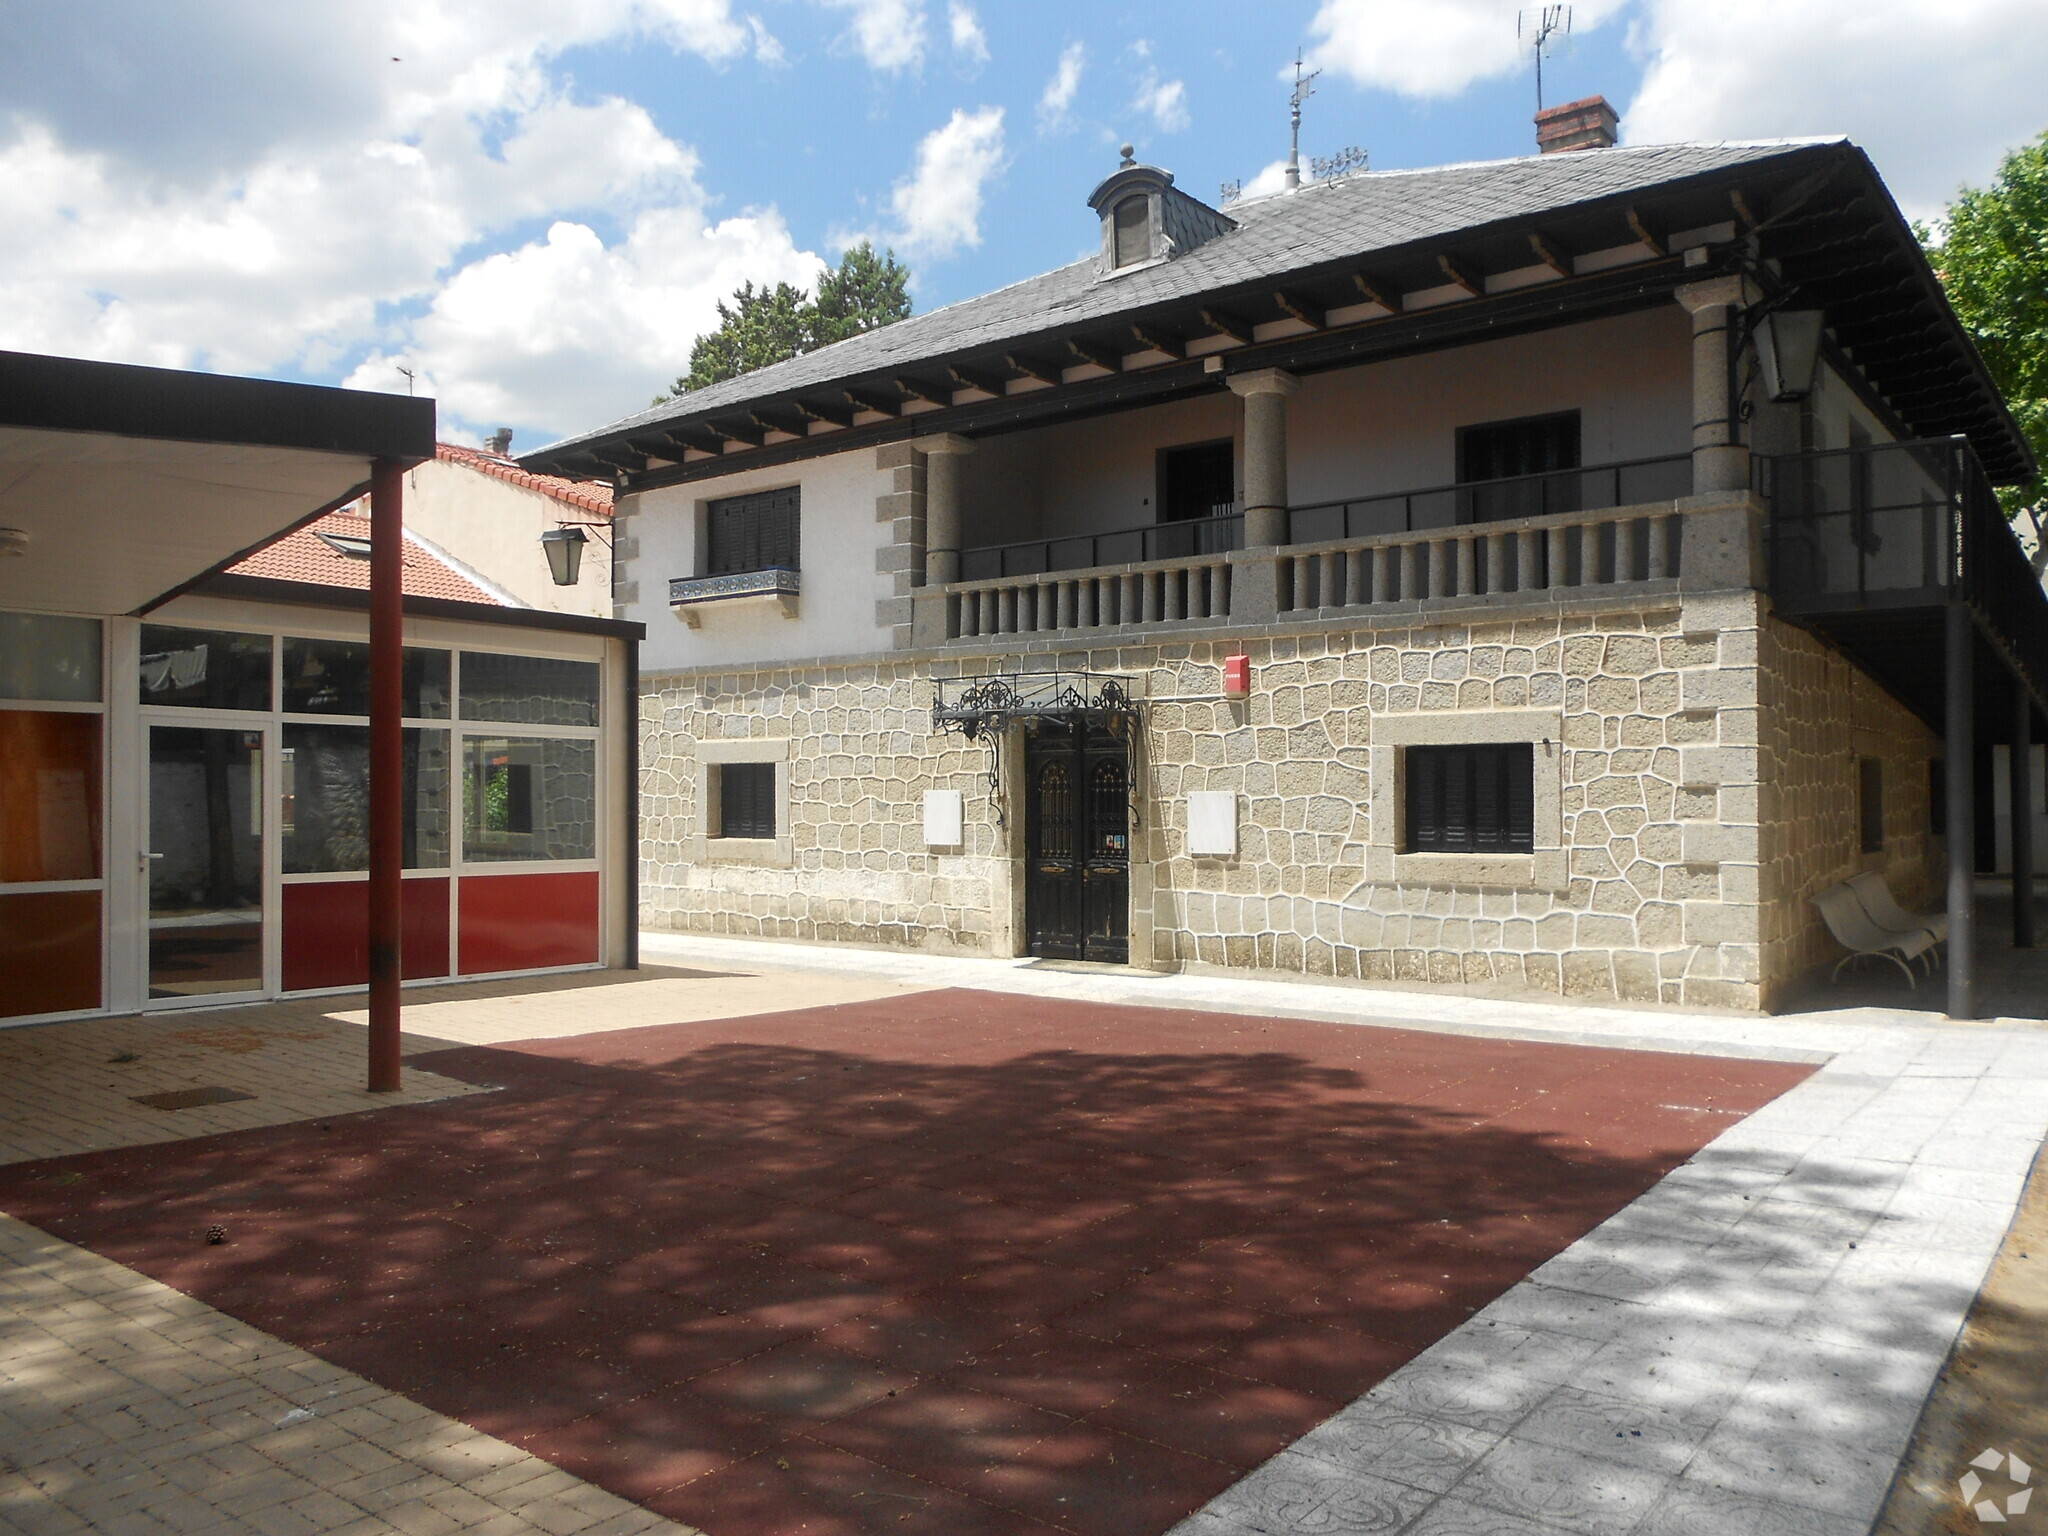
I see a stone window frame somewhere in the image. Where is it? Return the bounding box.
[691,738,793,868]
[1367,710,1567,891]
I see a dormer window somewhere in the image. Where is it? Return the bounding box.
[1112,196,1151,267]
[1088,147,1236,279]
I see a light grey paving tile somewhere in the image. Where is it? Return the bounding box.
[1397,1496,1577,1535]
[1633,1478,1877,1536]
[1510,1383,1721,1475]
[1449,1434,1674,1536]
[1407,1320,1606,1386]
[1195,1457,1434,1535]
[1363,1360,1559,1437]
[1681,1419,1901,1523]
[1465,1283,1641,1344]
[1288,1405,1505,1495]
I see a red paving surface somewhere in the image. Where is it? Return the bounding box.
[0,988,1815,1536]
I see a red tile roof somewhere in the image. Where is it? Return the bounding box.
[437,442,612,518]
[229,509,504,604]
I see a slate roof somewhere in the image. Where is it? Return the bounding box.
[229,509,504,605]
[535,140,1832,458]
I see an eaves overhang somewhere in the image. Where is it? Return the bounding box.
[524,141,2034,493]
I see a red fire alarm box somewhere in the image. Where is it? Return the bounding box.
[1223,652,1251,698]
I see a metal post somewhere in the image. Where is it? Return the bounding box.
[1945,600,1976,1019]
[2015,682,2036,950]
[368,457,405,1091]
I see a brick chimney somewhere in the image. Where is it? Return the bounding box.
[1535,95,1618,154]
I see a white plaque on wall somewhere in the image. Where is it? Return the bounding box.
[1186,791,1238,857]
[923,789,965,848]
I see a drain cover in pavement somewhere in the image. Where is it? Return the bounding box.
[130,1086,256,1111]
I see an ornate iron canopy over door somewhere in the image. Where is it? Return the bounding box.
[1026,717,1130,964]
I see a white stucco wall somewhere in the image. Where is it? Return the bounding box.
[401,457,614,616]
[628,450,891,673]
[950,305,1693,557]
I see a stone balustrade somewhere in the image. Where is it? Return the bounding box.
[914,499,1703,645]
[1280,501,1685,613]
[934,551,1233,641]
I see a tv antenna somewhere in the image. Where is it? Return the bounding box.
[1518,6,1571,113]
[1285,50,1320,191]
[395,364,417,396]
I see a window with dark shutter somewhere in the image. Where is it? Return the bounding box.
[1859,758,1884,853]
[705,487,800,576]
[1113,197,1150,267]
[1406,744,1535,854]
[718,762,776,839]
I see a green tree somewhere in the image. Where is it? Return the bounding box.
[1923,128,2048,562]
[666,242,911,398]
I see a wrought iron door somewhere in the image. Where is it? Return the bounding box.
[1025,718,1129,962]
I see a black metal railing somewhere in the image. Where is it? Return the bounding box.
[959,511,1243,583]
[1287,455,1694,545]
[1762,435,2048,702]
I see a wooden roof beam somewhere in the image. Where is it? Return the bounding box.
[1436,254,1485,298]
[1350,273,1398,311]
[1273,289,1325,329]
[1130,323,1185,359]
[949,364,1010,396]
[1626,206,1666,257]
[1199,307,1254,344]
[585,444,648,473]
[1005,352,1063,385]
[713,421,763,448]
[794,398,852,428]
[1528,231,1575,279]
[749,410,804,439]
[844,386,902,418]
[1067,336,1125,372]
[894,375,954,407]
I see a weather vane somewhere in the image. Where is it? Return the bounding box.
[1285,50,1321,191]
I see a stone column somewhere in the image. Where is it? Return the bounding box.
[923,433,976,586]
[1227,369,1300,547]
[1676,277,1750,495]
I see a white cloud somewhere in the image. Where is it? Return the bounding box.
[1620,0,2048,220]
[948,2,989,65]
[1038,42,1086,132]
[881,106,1008,259]
[0,0,811,441]
[820,0,929,74]
[350,208,823,431]
[1306,0,1629,99]
[1238,158,1295,200]
[1132,70,1190,134]
[1304,0,2047,221]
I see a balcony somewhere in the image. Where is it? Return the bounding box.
[920,455,1697,643]
[1761,436,2048,730]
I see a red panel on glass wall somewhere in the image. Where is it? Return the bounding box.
[282,879,451,992]
[0,890,101,1018]
[458,871,600,975]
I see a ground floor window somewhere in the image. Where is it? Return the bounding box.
[1406,743,1535,855]
[1860,757,1885,853]
[716,761,777,839]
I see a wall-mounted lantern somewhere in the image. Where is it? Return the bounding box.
[541,525,588,586]
[1756,308,1826,402]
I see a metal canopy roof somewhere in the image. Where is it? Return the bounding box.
[523,139,2034,493]
[0,351,435,618]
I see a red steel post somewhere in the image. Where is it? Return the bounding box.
[368,457,405,1091]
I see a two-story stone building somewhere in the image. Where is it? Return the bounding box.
[524,111,2044,1015]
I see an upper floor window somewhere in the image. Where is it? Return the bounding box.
[706,486,800,576]
[1112,196,1151,267]
[1458,411,1581,483]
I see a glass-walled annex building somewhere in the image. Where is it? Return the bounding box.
[1,592,639,1025]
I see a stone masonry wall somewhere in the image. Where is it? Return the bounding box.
[641,587,1783,1008]
[1755,613,1940,999]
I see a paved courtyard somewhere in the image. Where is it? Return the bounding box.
[0,928,2043,1535]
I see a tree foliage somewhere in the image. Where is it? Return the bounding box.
[667,242,911,398]
[1923,129,2048,548]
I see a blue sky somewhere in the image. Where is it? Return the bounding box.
[0,0,2042,447]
